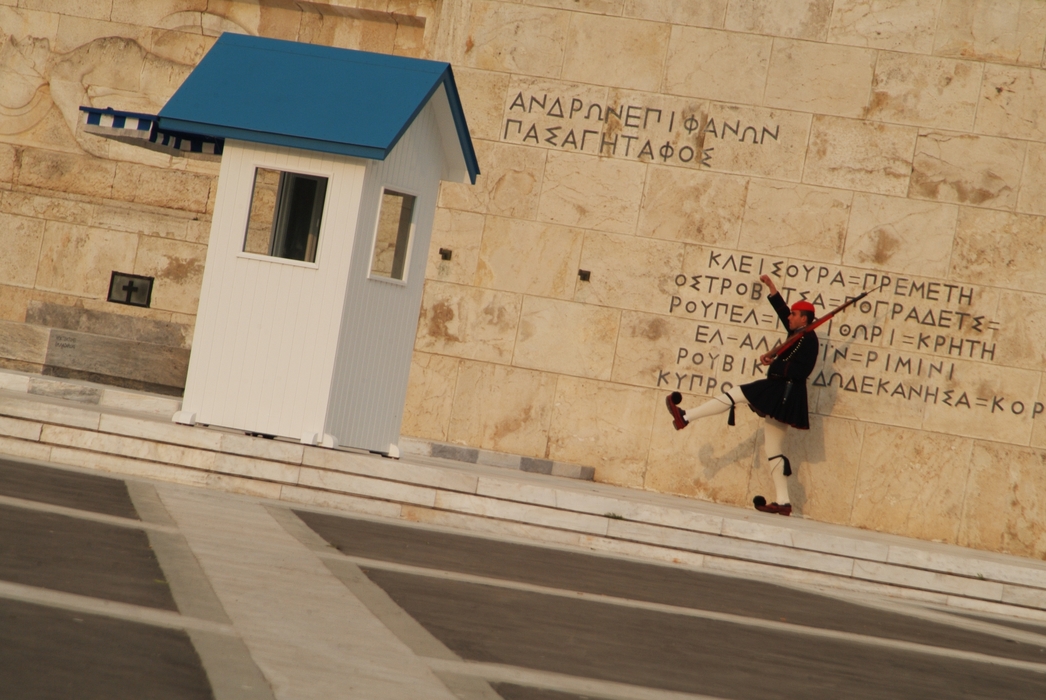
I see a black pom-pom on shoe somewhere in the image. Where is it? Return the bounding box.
[666,393,688,430]
[753,495,767,508]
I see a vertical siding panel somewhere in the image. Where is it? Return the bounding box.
[244,259,275,427]
[227,145,265,426]
[180,140,364,439]
[203,143,245,422]
[271,146,295,430]
[184,143,243,419]
[303,155,363,436]
[325,102,444,451]
[270,254,302,430]
[259,144,293,430]
[229,256,258,424]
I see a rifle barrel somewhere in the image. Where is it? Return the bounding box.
[765,288,873,361]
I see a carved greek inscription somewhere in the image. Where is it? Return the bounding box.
[502,90,783,170]
[53,333,77,351]
[667,252,994,358]
[652,246,1038,422]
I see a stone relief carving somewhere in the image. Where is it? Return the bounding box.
[0,2,433,156]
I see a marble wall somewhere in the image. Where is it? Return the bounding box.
[0,0,433,390]
[3,0,1046,558]
[411,0,1046,560]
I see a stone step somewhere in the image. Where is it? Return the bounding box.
[399,437,595,480]
[0,368,181,415]
[0,388,1045,620]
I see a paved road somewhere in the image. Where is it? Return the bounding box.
[3,456,1046,699]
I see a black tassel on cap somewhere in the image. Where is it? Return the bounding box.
[726,392,736,426]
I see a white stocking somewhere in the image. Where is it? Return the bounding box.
[763,418,791,505]
[682,386,748,422]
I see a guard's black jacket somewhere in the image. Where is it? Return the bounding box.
[740,292,819,429]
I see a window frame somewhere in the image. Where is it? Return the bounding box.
[366,185,419,286]
[238,163,333,269]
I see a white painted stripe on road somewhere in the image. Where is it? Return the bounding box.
[325,552,1046,675]
[425,658,729,700]
[0,580,236,635]
[159,488,463,700]
[0,493,180,533]
[792,583,1046,649]
[323,556,721,700]
[127,484,275,700]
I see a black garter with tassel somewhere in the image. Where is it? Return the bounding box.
[769,454,792,476]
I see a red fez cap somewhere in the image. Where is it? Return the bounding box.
[791,300,816,314]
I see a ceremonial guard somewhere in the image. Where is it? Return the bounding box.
[666,274,819,516]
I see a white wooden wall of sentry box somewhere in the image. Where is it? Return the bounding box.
[181,112,445,453]
[81,33,478,456]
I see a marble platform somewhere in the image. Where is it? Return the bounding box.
[0,370,1044,622]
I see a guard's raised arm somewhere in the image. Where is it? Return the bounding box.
[759,274,778,297]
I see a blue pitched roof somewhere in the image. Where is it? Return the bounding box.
[157,34,478,183]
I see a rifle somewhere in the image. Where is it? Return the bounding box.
[763,288,874,362]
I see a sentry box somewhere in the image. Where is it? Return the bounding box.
[80,34,478,455]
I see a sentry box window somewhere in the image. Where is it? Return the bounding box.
[370,189,416,281]
[108,272,154,308]
[244,167,328,263]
